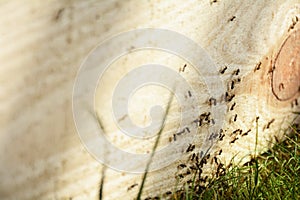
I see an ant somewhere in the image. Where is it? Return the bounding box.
[219,66,227,74]
[254,62,261,72]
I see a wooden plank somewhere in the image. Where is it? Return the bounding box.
[0,0,299,199]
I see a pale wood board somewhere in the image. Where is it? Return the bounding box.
[0,0,299,199]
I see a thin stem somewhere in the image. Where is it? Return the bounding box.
[136,89,175,200]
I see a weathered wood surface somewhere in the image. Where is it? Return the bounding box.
[0,0,299,199]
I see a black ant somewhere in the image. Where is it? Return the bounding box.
[241,129,251,136]
[229,16,236,22]
[230,102,236,110]
[127,183,138,191]
[254,62,261,72]
[219,66,227,74]
[266,119,275,129]
[233,114,237,122]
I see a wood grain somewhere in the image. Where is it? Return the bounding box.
[0,0,299,199]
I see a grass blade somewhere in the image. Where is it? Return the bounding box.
[136,89,175,200]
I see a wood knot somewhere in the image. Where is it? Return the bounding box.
[272,26,300,101]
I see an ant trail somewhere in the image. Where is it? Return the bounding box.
[136,85,176,200]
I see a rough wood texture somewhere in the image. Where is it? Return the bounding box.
[0,0,299,199]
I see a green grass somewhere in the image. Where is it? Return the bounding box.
[171,124,300,200]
